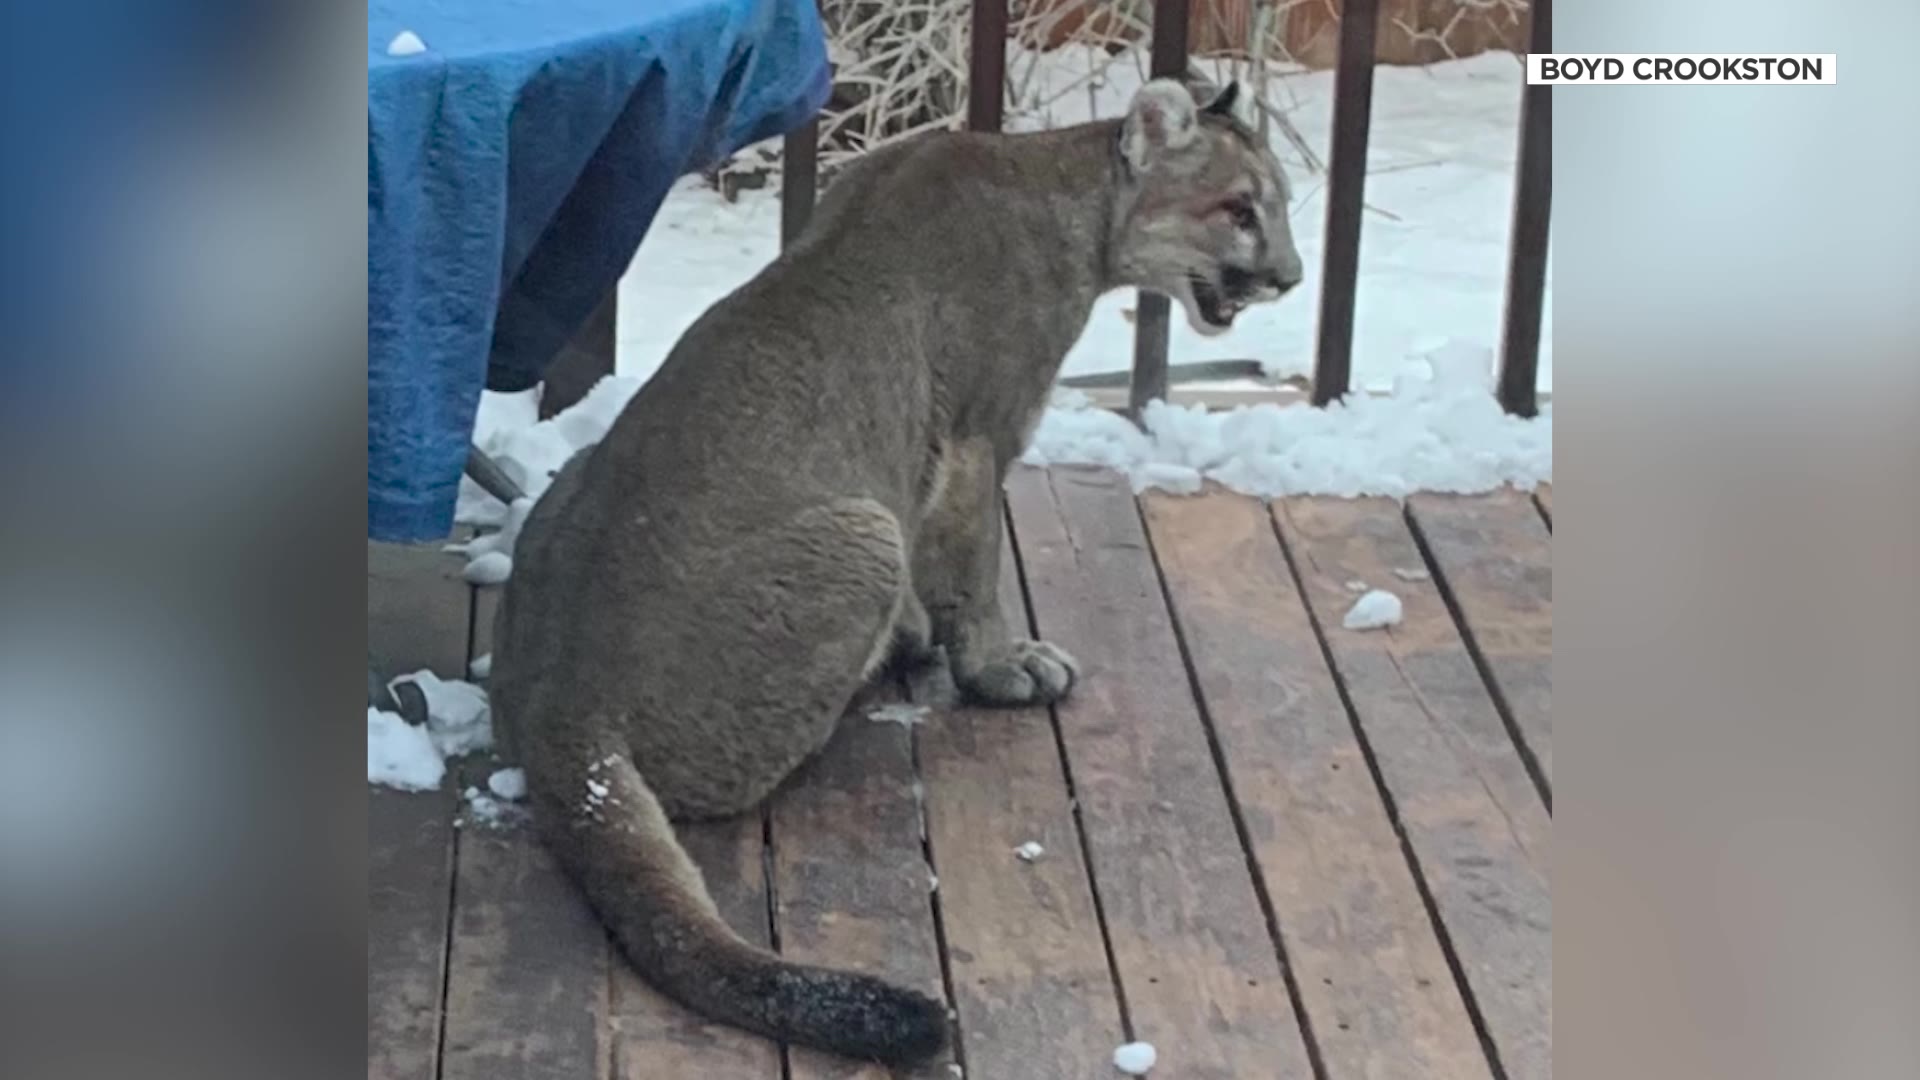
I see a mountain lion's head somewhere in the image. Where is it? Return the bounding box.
[1112,78,1304,337]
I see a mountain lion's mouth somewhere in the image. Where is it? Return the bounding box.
[1188,274,1240,330]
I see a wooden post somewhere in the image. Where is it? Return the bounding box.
[1496,0,1550,418]
[968,0,1009,132]
[1310,0,1380,406]
[781,118,820,248]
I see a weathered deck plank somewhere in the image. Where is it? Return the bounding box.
[771,687,955,1079]
[368,538,470,1080]
[1406,491,1554,798]
[440,786,610,1080]
[608,817,783,1079]
[912,524,1128,1078]
[369,541,471,681]
[369,787,457,1080]
[1274,499,1548,866]
[1005,466,1315,1080]
[1277,496,1551,1080]
[1142,489,1495,1080]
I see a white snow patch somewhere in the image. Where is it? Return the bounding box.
[1112,1041,1158,1074]
[385,31,427,57]
[387,670,493,757]
[1023,343,1549,498]
[474,385,540,440]
[1344,589,1404,631]
[469,496,532,553]
[367,673,496,791]
[367,708,444,792]
[1392,566,1431,582]
[868,702,931,726]
[450,494,535,581]
[460,784,525,828]
[1020,394,1151,473]
[461,786,497,822]
[1051,386,1095,411]
[1345,579,1370,594]
[586,778,610,800]
[462,551,512,586]
[469,652,493,679]
[488,768,527,801]
[1015,841,1045,862]
[454,376,645,575]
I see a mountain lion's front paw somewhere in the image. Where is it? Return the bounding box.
[960,639,1079,706]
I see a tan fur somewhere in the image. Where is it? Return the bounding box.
[487,79,1301,1066]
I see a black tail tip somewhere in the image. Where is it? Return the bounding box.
[875,987,950,1065]
[827,982,949,1066]
[771,968,950,1066]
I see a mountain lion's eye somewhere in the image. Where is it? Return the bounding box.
[1220,197,1259,230]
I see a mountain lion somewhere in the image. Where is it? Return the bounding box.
[488,77,1302,1066]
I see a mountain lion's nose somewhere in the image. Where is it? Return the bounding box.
[1272,250,1305,295]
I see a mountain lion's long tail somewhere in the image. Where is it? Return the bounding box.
[527,743,948,1065]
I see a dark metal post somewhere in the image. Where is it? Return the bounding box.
[781,118,820,248]
[1497,0,1550,418]
[537,289,617,418]
[968,0,1009,132]
[1310,0,1380,406]
[1127,0,1193,422]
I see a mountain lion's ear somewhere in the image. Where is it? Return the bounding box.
[1122,79,1200,171]
[1203,81,1241,120]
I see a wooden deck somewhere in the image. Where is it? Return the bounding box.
[370,467,1552,1080]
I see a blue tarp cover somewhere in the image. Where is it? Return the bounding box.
[368,0,829,540]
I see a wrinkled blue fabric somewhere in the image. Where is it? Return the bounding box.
[368,0,828,540]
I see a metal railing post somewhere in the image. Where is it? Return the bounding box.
[780,118,820,248]
[1310,0,1381,406]
[968,0,1009,132]
[1497,0,1551,417]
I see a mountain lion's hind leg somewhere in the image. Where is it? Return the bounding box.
[642,498,909,820]
[912,440,1078,706]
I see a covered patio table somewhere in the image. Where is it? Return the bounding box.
[368,0,829,541]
